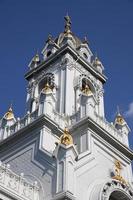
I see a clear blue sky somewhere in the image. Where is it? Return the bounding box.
[0,0,133,147]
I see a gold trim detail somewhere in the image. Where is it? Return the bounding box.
[112,160,127,185]
[60,128,73,146]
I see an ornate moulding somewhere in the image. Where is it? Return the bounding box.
[101,180,133,200]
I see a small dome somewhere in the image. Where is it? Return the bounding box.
[4,107,15,120]
[54,15,82,48]
[93,56,102,66]
[32,54,40,63]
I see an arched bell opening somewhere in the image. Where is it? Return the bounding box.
[39,73,55,93]
[81,78,93,96]
[109,190,132,200]
[79,75,95,97]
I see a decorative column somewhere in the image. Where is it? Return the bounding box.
[38,83,56,117]
[53,128,78,200]
[114,111,130,146]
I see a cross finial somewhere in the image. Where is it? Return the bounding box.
[46,34,53,43]
[9,101,13,110]
[95,52,98,59]
[117,105,120,115]
[36,49,39,55]
[64,13,72,34]
[83,36,89,44]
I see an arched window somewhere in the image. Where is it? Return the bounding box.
[81,78,93,96]
[39,73,54,93]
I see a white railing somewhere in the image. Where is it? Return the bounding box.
[0,107,124,145]
[0,163,39,200]
[93,113,123,143]
[52,110,71,129]
[71,111,124,144]
[0,108,71,142]
[0,109,39,141]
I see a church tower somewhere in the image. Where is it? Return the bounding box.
[0,15,133,200]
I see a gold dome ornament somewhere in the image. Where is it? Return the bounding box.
[32,53,40,63]
[93,56,102,66]
[42,82,52,93]
[114,107,125,126]
[81,84,92,95]
[4,107,15,120]
[60,127,73,146]
[115,113,125,125]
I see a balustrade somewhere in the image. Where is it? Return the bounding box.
[0,163,39,200]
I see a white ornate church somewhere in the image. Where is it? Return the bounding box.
[0,15,133,200]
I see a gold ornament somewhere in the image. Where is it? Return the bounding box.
[33,53,40,63]
[60,127,73,146]
[115,114,125,125]
[112,160,127,185]
[42,82,52,93]
[4,107,14,120]
[93,56,102,66]
[81,84,92,95]
[64,14,72,34]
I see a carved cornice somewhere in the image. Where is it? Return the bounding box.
[25,44,107,83]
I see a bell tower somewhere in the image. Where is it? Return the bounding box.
[25,15,106,127]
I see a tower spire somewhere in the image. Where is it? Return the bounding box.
[117,105,120,115]
[64,14,72,34]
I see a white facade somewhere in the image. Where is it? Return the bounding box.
[0,15,133,200]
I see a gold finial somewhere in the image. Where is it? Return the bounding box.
[46,34,53,43]
[33,54,40,63]
[83,36,89,44]
[115,106,125,126]
[32,50,40,63]
[4,106,14,120]
[94,56,101,66]
[112,160,127,185]
[60,127,73,146]
[64,14,72,34]
[92,52,101,66]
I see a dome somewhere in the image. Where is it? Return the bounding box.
[54,15,82,48]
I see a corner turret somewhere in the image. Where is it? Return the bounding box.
[114,108,130,146]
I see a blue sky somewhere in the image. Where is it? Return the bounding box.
[0,0,133,147]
